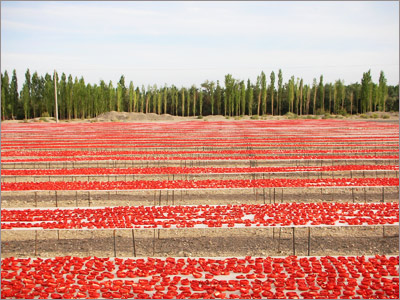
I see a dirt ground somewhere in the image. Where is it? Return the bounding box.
[2,110,399,123]
[1,186,399,259]
[1,117,399,261]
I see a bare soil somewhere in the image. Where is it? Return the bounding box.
[1,117,399,260]
[3,111,398,124]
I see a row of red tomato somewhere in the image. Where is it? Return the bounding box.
[2,177,398,191]
[1,255,398,299]
[2,202,398,230]
[2,165,398,177]
[3,148,397,158]
[3,154,398,163]
[3,143,398,151]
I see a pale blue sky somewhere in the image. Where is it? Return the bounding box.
[1,1,399,87]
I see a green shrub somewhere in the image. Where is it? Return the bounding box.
[370,113,379,119]
[285,112,298,119]
[336,108,348,117]
[39,117,49,122]
[250,115,259,120]
[322,112,331,119]
[360,114,368,119]
[381,114,390,119]
[197,115,203,119]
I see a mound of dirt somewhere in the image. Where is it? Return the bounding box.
[96,111,175,122]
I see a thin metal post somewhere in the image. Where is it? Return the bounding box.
[292,227,296,255]
[278,228,281,252]
[113,230,116,257]
[35,230,38,256]
[273,188,276,203]
[263,188,266,204]
[364,188,366,203]
[153,229,156,255]
[132,229,136,257]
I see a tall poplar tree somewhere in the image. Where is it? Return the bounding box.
[378,71,388,111]
[277,69,283,115]
[270,71,275,115]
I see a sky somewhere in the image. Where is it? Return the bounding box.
[1,1,399,88]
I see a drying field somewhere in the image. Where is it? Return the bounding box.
[1,119,399,299]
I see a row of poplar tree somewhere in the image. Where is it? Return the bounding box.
[1,69,398,120]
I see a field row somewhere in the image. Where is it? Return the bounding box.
[2,177,398,191]
[1,255,398,299]
[2,202,398,230]
[2,165,397,176]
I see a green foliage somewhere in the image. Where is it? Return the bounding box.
[197,115,203,119]
[381,114,390,119]
[1,68,398,120]
[322,112,331,119]
[41,111,50,118]
[285,112,298,119]
[336,108,348,117]
[360,114,368,119]
[370,113,379,119]
[250,115,259,120]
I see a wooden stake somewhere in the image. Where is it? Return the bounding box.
[307,227,311,256]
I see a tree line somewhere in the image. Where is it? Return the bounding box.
[1,69,398,120]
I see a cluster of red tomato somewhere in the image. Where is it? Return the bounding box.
[2,202,398,230]
[1,255,398,299]
[2,148,396,158]
[2,165,398,177]
[4,142,397,151]
[3,154,398,163]
[2,177,398,191]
